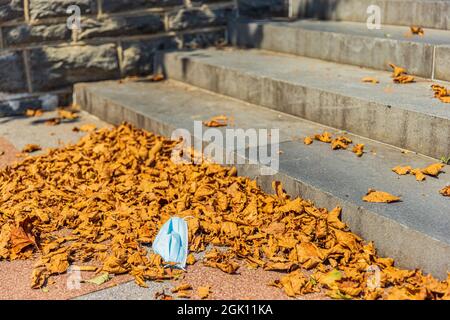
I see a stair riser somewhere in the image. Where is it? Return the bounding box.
[162,53,450,159]
[230,21,438,79]
[75,82,450,279]
[292,0,450,31]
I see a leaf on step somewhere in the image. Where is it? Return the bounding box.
[363,189,401,203]
[203,115,228,128]
[411,169,426,181]
[421,163,445,177]
[22,144,41,153]
[84,272,111,285]
[362,77,379,84]
[389,63,407,78]
[389,63,414,83]
[352,144,365,157]
[314,132,333,143]
[79,124,97,132]
[440,186,450,197]
[25,109,43,117]
[393,75,415,84]
[304,137,313,145]
[410,26,424,36]
[331,136,352,150]
[392,166,412,175]
[58,109,79,120]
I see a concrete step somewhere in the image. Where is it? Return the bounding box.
[0,90,71,117]
[229,18,450,81]
[291,0,450,31]
[75,79,450,278]
[159,48,450,160]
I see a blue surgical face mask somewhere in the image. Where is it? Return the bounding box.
[152,217,189,269]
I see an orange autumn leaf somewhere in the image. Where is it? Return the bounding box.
[440,186,450,197]
[352,144,364,157]
[389,63,407,78]
[331,136,352,150]
[421,163,445,177]
[410,26,424,36]
[203,115,228,127]
[363,189,401,203]
[314,132,333,143]
[393,75,415,84]
[25,109,43,117]
[362,77,379,84]
[392,165,412,175]
[198,286,211,299]
[304,136,313,145]
[79,124,97,132]
[411,168,426,181]
[22,144,41,153]
[10,227,35,255]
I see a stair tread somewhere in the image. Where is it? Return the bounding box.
[165,48,450,120]
[76,79,450,247]
[272,19,450,46]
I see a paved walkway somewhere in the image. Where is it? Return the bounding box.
[0,110,326,300]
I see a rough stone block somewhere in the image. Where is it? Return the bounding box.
[0,50,27,92]
[121,37,179,77]
[29,44,120,91]
[29,0,97,20]
[0,0,23,23]
[101,0,183,13]
[181,29,226,49]
[237,0,288,18]
[168,7,231,31]
[78,14,164,40]
[3,23,70,46]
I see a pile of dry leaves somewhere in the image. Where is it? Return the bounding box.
[0,124,448,300]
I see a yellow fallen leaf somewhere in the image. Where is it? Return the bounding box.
[439,186,450,197]
[410,26,424,36]
[363,189,401,203]
[421,163,445,177]
[411,169,426,181]
[198,286,211,299]
[362,77,379,84]
[22,144,41,153]
[389,63,407,78]
[331,136,352,150]
[203,115,228,127]
[304,137,313,145]
[314,132,333,143]
[80,124,97,132]
[392,166,412,175]
[352,144,364,157]
[172,283,192,293]
[393,75,415,84]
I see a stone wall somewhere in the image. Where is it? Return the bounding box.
[0,0,234,115]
